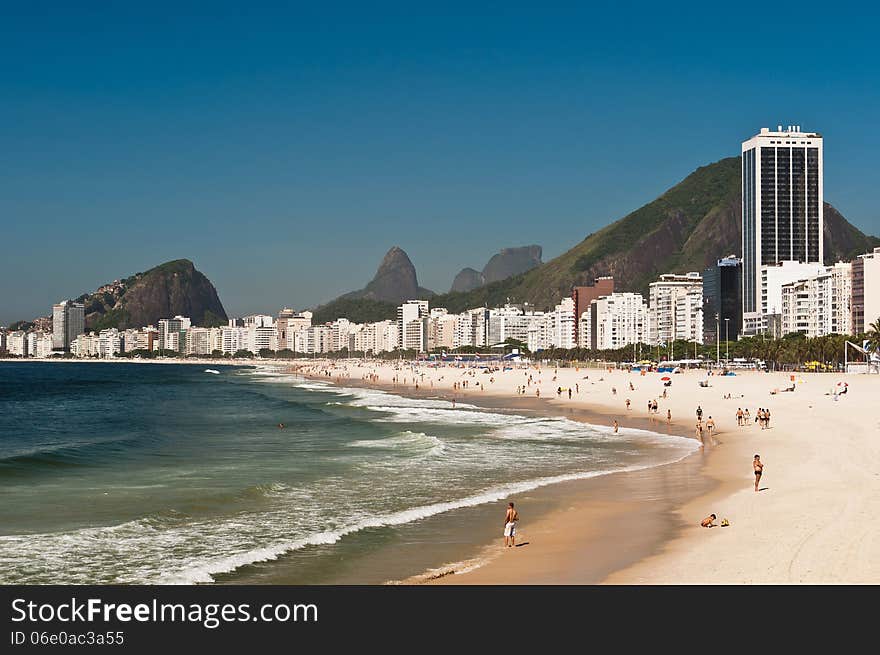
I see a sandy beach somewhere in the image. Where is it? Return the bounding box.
[292,358,880,584]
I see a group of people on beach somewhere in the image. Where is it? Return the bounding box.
[735,407,771,428]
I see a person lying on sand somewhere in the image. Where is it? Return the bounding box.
[700,514,717,528]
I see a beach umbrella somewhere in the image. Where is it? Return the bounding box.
[661,376,671,381]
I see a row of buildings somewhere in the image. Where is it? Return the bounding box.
[3,246,877,360]
[3,125,878,359]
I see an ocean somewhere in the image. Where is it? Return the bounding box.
[0,361,699,584]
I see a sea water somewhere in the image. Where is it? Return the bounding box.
[0,362,698,584]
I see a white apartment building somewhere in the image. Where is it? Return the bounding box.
[98,329,121,358]
[331,319,354,352]
[500,311,546,347]
[221,326,247,354]
[428,312,457,350]
[185,327,212,356]
[164,332,180,352]
[526,316,551,352]
[780,262,852,337]
[374,320,398,354]
[294,325,333,354]
[591,293,649,350]
[397,300,429,352]
[122,328,140,353]
[253,325,276,353]
[852,247,880,334]
[349,324,369,353]
[72,332,100,358]
[242,314,274,328]
[649,273,702,345]
[403,319,427,353]
[453,308,489,349]
[34,332,54,358]
[748,260,828,336]
[551,297,576,349]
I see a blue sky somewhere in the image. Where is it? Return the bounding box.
[2,2,878,324]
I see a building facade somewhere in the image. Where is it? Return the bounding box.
[742,126,823,335]
[590,292,649,350]
[702,256,742,344]
[780,262,851,338]
[851,247,880,335]
[51,300,85,352]
[648,273,702,345]
[571,277,614,344]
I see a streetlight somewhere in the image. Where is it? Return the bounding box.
[724,318,730,363]
[715,313,720,368]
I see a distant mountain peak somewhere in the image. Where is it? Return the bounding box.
[450,245,543,292]
[324,246,434,309]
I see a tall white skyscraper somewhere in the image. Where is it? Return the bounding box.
[741,125,823,334]
[51,300,85,352]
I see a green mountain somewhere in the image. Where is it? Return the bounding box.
[313,156,879,322]
[75,259,228,330]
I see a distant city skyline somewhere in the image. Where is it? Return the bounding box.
[2,4,879,325]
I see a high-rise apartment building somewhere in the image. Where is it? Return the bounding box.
[780,262,852,338]
[648,273,703,345]
[589,292,649,350]
[51,300,85,352]
[397,300,429,351]
[742,125,823,334]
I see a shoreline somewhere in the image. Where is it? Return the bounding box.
[291,364,716,585]
[290,359,880,584]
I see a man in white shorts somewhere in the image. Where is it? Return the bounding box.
[503,502,519,547]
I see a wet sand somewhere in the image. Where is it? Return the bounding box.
[284,368,714,585]
[291,360,880,584]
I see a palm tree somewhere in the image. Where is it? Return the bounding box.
[866,318,880,355]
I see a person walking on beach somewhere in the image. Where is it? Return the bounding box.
[706,416,716,441]
[765,408,771,429]
[568,388,572,399]
[696,419,704,445]
[736,408,744,426]
[667,409,672,424]
[626,398,631,410]
[744,408,750,424]
[613,419,619,433]
[503,502,519,547]
[753,454,764,492]
[696,405,703,421]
